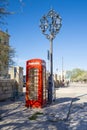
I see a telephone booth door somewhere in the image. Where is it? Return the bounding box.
[25,59,47,108]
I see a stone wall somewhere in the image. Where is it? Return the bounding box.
[0,79,18,101]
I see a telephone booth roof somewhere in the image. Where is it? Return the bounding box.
[26,59,46,67]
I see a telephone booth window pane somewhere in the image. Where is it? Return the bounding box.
[28,68,39,100]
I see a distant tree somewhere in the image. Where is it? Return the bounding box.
[80,72,87,82]
[70,68,87,82]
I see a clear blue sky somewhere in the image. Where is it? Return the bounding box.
[5,0,87,74]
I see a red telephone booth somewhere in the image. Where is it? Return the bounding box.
[25,59,47,108]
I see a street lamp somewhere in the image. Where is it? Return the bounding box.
[39,9,62,103]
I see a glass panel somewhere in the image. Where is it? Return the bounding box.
[28,68,39,100]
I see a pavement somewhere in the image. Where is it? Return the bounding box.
[0,83,87,130]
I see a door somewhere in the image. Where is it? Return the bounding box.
[28,68,39,100]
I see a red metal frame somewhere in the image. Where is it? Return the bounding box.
[25,59,47,108]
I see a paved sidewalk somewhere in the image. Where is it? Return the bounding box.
[67,94,87,130]
[0,91,72,130]
[0,85,87,130]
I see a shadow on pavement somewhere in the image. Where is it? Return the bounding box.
[54,97,73,104]
[0,96,72,130]
[68,102,87,130]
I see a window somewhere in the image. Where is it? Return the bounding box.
[28,68,39,100]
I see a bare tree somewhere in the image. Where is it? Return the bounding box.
[0,0,24,26]
[0,0,24,77]
[0,0,10,25]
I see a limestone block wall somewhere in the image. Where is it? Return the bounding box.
[8,66,23,94]
[0,79,17,101]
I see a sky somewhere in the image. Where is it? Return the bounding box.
[3,0,87,74]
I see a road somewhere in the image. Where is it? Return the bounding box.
[0,83,87,130]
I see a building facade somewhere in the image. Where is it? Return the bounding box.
[8,66,23,94]
[0,30,10,77]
